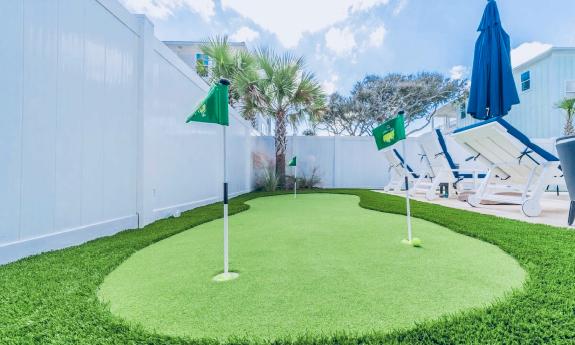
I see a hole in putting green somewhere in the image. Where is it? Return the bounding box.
[98,194,525,340]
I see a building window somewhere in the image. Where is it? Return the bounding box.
[195,53,210,77]
[520,71,531,92]
[566,80,575,99]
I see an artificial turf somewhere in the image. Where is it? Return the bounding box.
[97,194,524,340]
[2,189,575,344]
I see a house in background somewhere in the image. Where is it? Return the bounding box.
[164,41,247,79]
[430,101,466,132]
[436,47,575,138]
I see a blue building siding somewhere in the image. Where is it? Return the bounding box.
[458,48,575,139]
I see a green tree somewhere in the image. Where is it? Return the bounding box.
[556,98,575,135]
[248,49,326,186]
[200,39,325,184]
[317,73,467,136]
[200,36,260,125]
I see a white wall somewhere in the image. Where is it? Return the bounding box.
[284,136,389,189]
[0,0,259,264]
[0,0,142,263]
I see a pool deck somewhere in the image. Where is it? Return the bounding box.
[375,190,573,229]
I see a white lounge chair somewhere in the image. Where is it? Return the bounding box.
[383,148,421,192]
[412,129,486,200]
[451,117,564,217]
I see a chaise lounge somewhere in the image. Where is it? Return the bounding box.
[451,117,564,217]
[412,129,486,200]
[383,148,421,192]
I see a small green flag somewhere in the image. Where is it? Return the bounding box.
[288,156,297,167]
[186,81,229,126]
[372,114,406,151]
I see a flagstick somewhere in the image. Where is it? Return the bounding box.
[213,80,238,282]
[293,134,297,198]
[402,139,413,242]
[223,125,229,274]
[294,164,297,198]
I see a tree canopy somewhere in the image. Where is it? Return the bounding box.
[315,72,468,136]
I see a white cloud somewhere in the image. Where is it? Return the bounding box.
[221,0,390,47]
[511,42,552,68]
[350,0,390,12]
[393,0,408,15]
[449,65,469,80]
[120,0,215,21]
[322,74,340,95]
[230,26,260,43]
[325,27,356,56]
[368,25,387,47]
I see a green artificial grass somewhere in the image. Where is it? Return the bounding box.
[98,194,524,340]
[2,189,575,344]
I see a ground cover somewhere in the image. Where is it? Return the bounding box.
[98,194,524,340]
[1,190,575,344]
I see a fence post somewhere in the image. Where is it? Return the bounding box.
[332,136,338,188]
[135,15,154,227]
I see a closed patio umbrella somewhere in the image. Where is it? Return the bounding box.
[467,0,519,120]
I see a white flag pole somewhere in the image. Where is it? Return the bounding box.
[294,164,297,198]
[223,125,229,274]
[293,133,297,198]
[213,78,237,282]
[402,139,413,242]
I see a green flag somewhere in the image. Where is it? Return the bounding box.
[288,156,297,167]
[186,81,229,126]
[372,114,406,151]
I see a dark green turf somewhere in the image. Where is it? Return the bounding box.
[1,189,575,344]
[98,194,524,340]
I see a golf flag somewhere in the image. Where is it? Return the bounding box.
[186,82,229,126]
[288,156,297,167]
[372,114,406,151]
[373,112,413,244]
[186,79,237,281]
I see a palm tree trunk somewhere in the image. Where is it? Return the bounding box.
[565,119,575,136]
[275,110,287,188]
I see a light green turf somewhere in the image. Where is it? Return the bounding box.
[98,194,525,340]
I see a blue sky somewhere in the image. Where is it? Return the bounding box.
[120,0,575,95]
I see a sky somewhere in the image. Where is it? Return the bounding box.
[119,0,575,96]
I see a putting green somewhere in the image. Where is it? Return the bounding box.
[98,194,525,340]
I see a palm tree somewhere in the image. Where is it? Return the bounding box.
[249,49,326,186]
[200,36,260,125]
[556,98,575,135]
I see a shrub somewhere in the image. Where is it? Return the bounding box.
[298,166,322,189]
[256,165,279,192]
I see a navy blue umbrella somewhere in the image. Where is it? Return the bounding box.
[467,0,520,120]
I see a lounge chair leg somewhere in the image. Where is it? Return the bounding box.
[469,166,494,206]
[521,164,554,217]
[522,199,542,217]
[425,173,445,200]
[522,167,537,203]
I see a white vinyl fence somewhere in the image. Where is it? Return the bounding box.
[285,136,390,189]
[0,0,390,264]
[0,0,264,264]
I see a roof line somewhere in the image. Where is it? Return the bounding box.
[163,40,247,46]
[513,46,575,71]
